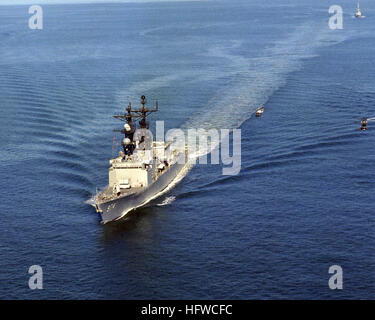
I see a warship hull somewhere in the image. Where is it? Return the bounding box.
[94,159,186,224]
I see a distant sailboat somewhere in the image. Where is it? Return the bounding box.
[355,2,362,18]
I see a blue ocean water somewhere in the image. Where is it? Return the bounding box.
[0,0,374,299]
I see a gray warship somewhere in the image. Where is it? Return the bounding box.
[90,95,187,224]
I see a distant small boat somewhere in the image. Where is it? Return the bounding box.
[359,116,375,130]
[360,118,367,130]
[255,106,264,117]
[355,2,362,18]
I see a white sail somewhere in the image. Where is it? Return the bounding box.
[355,2,362,18]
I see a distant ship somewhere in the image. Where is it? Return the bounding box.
[255,106,264,117]
[355,2,362,18]
[89,95,187,224]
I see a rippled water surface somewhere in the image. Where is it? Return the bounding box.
[0,0,374,299]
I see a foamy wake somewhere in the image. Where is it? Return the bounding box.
[90,20,352,213]
[157,196,176,207]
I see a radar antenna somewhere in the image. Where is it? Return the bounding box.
[131,95,158,129]
[113,95,159,155]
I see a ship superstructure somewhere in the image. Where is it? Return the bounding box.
[90,96,187,224]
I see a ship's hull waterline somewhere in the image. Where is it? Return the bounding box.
[93,160,186,224]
